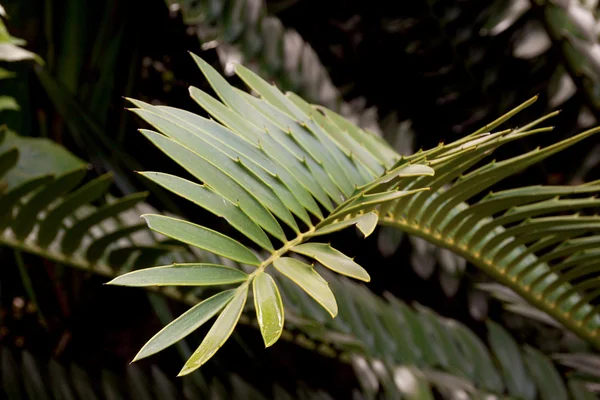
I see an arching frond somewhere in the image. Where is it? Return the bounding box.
[110,52,600,376]
[379,114,600,348]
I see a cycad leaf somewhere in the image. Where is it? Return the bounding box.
[133,290,235,362]
[291,243,370,282]
[253,272,284,347]
[140,172,273,251]
[37,173,113,247]
[273,257,337,317]
[139,129,286,242]
[106,264,249,287]
[178,285,248,376]
[356,212,379,238]
[142,214,260,266]
[12,168,86,240]
[134,110,299,233]
[313,212,379,237]
[152,103,323,219]
[192,53,360,196]
[60,191,148,255]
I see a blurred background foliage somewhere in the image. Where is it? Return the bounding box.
[1,0,600,398]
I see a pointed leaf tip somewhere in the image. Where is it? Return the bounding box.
[179,285,248,374]
[133,290,235,362]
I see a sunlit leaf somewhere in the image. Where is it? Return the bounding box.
[291,243,370,282]
[179,285,248,375]
[142,214,260,266]
[253,272,284,347]
[273,257,337,317]
[133,290,235,361]
[107,264,248,287]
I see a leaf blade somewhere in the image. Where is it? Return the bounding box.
[179,285,248,375]
[142,214,260,266]
[291,243,370,282]
[253,272,284,347]
[107,264,249,287]
[140,172,273,251]
[273,257,337,317]
[133,290,235,361]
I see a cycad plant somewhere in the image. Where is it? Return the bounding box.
[103,53,600,377]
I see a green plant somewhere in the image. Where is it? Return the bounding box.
[1,115,597,397]
[103,53,600,379]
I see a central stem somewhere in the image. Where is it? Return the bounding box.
[379,215,600,350]
[249,226,317,280]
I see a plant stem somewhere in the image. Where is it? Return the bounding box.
[380,215,600,350]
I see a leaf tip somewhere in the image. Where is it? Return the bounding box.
[177,365,197,377]
[131,349,149,364]
[264,336,280,348]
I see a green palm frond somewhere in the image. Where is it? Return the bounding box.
[110,52,600,376]
[112,53,435,375]
[291,270,597,400]
[379,112,600,348]
[0,128,182,278]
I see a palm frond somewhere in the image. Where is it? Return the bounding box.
[0,127,180,278]
[113,53,437,375]
[110,52,600,376]
[379,110,600,348]
[291,269,598,400]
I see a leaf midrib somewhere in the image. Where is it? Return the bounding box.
[379,215,600,350]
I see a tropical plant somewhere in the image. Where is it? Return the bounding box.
[1,80,598,397]
[89,52,600,381]
[5,1,600,397]
[0,109,577,400]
